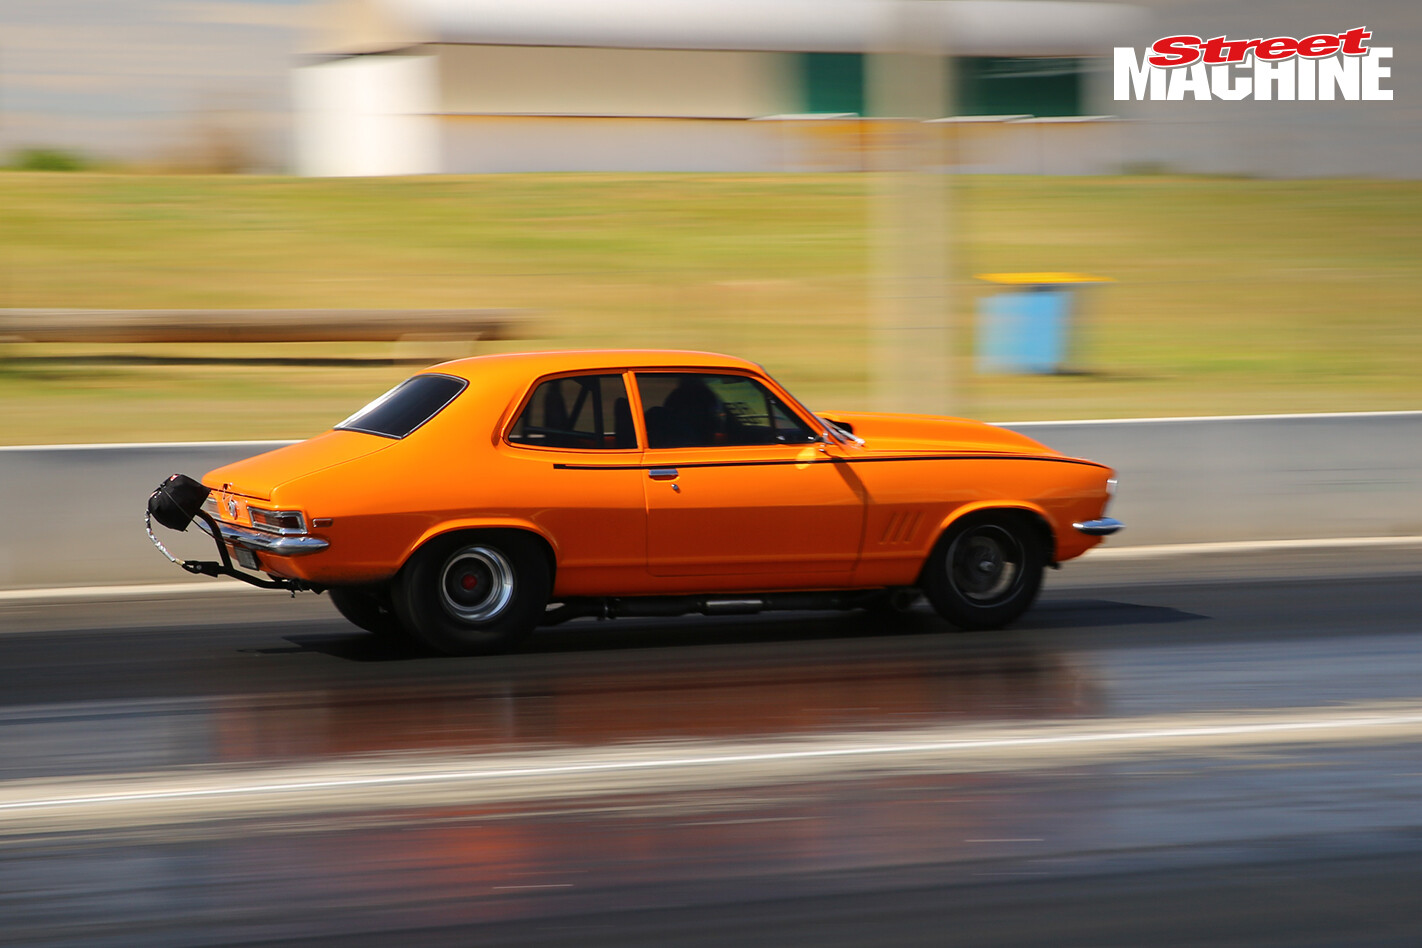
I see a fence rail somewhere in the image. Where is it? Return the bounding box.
[0,309,531,345]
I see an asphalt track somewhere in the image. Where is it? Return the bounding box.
[0,545,1420,946]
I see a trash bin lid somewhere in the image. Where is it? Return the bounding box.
[975,272,1114,285]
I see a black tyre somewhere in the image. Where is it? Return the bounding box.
[328,585,404,641]
[391,532,551,656]
[919,513,1045,631]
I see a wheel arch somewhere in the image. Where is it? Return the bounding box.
[931,502,1058,567]
[402,520,558,586]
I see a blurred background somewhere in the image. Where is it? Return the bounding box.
[0,0,1417,444]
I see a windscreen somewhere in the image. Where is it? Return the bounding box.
[334,374,468,439]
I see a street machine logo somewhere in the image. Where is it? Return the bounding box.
[1115,27,1393,101]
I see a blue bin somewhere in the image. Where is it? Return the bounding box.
[975,273,1111,375]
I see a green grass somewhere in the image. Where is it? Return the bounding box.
[1,172,1418,444]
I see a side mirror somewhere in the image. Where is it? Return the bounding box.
[821,420,864,447]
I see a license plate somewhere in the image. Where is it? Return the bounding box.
[234,546,260,570]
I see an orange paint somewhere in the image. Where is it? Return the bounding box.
[201,350,1117,595]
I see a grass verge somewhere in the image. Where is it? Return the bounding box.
[1,172,1418,443]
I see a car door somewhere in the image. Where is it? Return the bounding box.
[502,371,647,595]
[636,371,866,578]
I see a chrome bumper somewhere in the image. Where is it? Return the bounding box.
[198,518,329,556]
[1073,517,1124,536]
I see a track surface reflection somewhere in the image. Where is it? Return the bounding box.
[0,553,1419,946]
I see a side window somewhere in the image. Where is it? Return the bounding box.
[508,374,636,450]
[637,373,818,449]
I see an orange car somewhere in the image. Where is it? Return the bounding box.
[147,350,1121,654]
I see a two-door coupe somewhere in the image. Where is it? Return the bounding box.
[147,350,1121,654]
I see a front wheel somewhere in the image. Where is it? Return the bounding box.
[391,532,551,656]
[920,513,1045,631]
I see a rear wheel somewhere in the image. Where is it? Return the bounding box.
[328,585,404,641]
[391,532,551,656]
[920,513,1045,631]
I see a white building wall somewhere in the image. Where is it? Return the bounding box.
[434,45,798,118]
[436,114,1122,174]
[438,116,878,173]
[294,54,441,176]
[439,117,774,172]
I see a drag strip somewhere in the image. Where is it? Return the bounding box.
[0,550,1419,947]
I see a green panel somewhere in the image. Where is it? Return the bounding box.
[954,57,1084,117]
[799,52,865,115]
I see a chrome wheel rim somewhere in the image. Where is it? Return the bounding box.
[439,545,515,623]
[947,525,1023,604]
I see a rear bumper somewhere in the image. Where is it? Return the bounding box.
[147,472,319,592]
[199,518,329,556]
[1073,517,1124,536]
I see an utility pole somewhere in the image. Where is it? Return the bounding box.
[867,1,957,416]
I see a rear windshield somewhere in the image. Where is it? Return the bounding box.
[334,373,468,439]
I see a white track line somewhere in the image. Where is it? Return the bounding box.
[1083,536,1422,559]
[0,439,296,453]
[1,702,1420,831]
[2,410,1418,451]
[0,581,266,603]
[2,536,1418,606]
[1002,410,1422,427]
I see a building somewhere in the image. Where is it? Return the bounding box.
[295,0,1142,176]
[295,0,1418,178]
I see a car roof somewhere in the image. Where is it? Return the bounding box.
[424,349,765,382]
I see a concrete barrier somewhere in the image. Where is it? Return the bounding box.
[1009,412,1422,547]
[0,441,294,590]
[1,412,1418,589]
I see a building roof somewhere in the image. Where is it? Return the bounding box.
[318,0,1147,57]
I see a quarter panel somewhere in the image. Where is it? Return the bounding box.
[846,454,1111,586]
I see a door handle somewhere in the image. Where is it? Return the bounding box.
[648,468,679,481]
